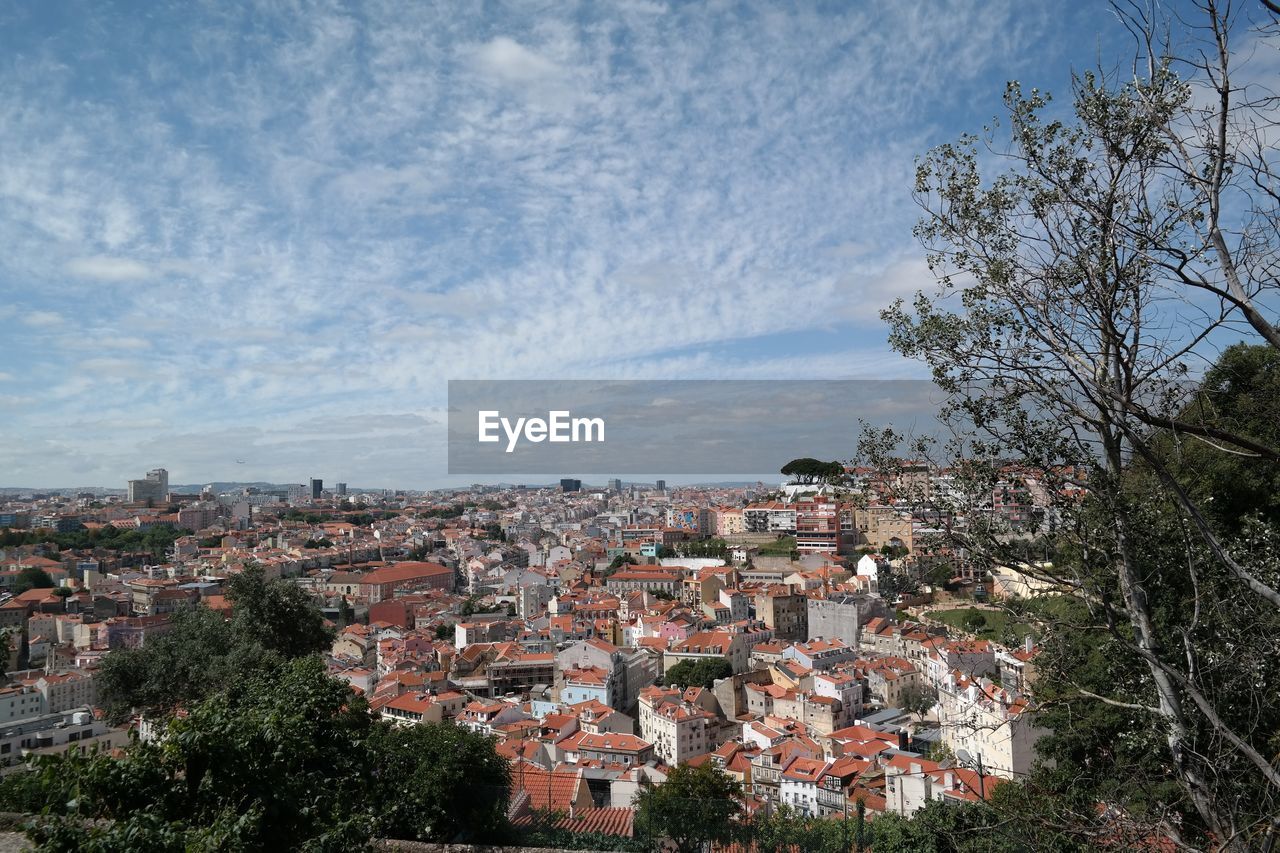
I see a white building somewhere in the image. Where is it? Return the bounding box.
[935,675,1048,779]
[637,686,716,765]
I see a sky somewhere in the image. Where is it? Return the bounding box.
[0,0,1182,489]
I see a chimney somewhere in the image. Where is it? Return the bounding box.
[1024,634,1034,654]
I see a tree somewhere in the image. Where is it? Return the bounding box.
[747,804,849,853]
[877,564,919,600]
[962,610,988,634]
[780,457,845,485]
[1,657,517,849]
[97,565,334,722]
[5,657,376,850]
[900,684,938,722]
[366,721,510,842]
[663,657,734,689]
[603,553,638,578]
[226,564,334,658]
[635,763,742,853]
[866,3,1280,846]
[12,567,54,594]
[96,606,275,723]
[0,632,10,681]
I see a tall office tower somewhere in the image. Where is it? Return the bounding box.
[560,478,582,493]
[656,480,666,493]
[310,478,324,500]
[127,467,169,503]
[608,478,622,493]
[336,482,348,496]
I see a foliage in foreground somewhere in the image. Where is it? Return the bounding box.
[96,564,335,722]
[0,657,510,851]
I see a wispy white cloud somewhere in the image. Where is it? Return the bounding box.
[23,311,64,328]
[66,256,154,281]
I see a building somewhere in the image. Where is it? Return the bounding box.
[783,638,858,671]
[779,757,829,815]
[560,479,582,493]
[557,638,654,710]
[569,732,655,767]
[807,593,887,646]
[744,502,797,534]
[608,479,622,493]
[0,686,46,724]
[380,692,449,726]
[562,666,613,707]
[883,754,996,816]
[638,686,716,765]
[0,707,109,768]
[336,482,348,496]
[126,468,168,504]
[451,644,555,698]
[935,675,1047,779]
[793,498,841,554]
[755,587,808,641]
[605,569,682,597]
[310,478,324,500]
[714,508,745,536]
[177,505,220,530]
[665,630,750,675]
[326,562,455,602]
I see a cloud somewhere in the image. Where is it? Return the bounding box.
[470,36,565,85]
[0,0,1067,487]
[65,256,155,281]
[466,36,578,110]
[23,311,64,328]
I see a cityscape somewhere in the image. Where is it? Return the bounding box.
[0,463,1061,833]
[1,1,1277,851]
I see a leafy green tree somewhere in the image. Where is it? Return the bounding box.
[607,554,638,571]
[635,763,742,853]
[96,606,275,723]
[899,684,938,722]
[662,657,734,689]
[747,804,850,853]
[366,721,510,842]
[226,564,334,658]
[780,458,845,484]
[12,567,54,594]
[962,610,988,633]
[2,657,517,850]
[865,799,1079,852]
[9,658,375,851]
[98,564,333,722]
[877,564,918,600]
